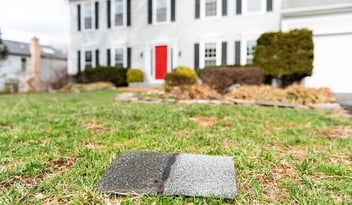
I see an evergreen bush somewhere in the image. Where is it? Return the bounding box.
[75,66,128,87]
[254,29,314,86]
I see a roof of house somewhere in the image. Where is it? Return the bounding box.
[2,40,67,60]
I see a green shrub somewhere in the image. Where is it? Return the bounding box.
[164,72,196,88]
[127,69,144,83]
[172,66,197,80]
[75,66,128,87]
[254,29,314,86]
[164,66,197,88]
[199,66,265,93]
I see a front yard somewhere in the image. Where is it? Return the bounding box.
[0,90,351,204]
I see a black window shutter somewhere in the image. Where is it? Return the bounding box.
[222,0,227,16]
[77,50,81,73]
[95,49,100,67]
[77,5,81,31]
[236,0,242,15]
[127,0,131,26]
[107,0,111,28]
[171,0,176,22]
[107,49,111,66]
[95,2,99,29]
[267,0,273,12]
[194,43,199,70]
[148,0,153,24]
[221,42,227,65]
[127,47,132,68]
[235,41,241,65]
[195,0,200,19]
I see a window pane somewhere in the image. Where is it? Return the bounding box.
[85,51,92,68]
[115,0,123,26]
[205,0,217,17]
[115,48,124,67]
[247,0,261,13]
[84,3,92,29]
[204,43,217,67]
[157,0,167,22]
[246,40,256,65]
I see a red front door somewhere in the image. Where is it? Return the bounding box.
[155,45,168,80]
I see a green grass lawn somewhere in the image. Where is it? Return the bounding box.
[0,90,351,204]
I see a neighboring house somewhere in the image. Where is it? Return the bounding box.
[0,40,67,92]
[68,0,352,92]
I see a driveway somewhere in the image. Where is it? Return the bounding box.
[335,93,352,114]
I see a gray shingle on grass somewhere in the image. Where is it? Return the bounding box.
[163,153,237,199]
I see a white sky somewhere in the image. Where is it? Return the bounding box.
[0,0,70,48]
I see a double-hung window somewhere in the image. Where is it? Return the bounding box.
[244,0,265,14]
[246,40,256,65]
[115,48,124,67]
[204,43,217,67]
[84,2,93,29]
[114,0,124,26]
[85,51,93,68]
[156,0,167,22]
[205,0,217,17]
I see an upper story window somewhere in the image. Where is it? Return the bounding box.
[114,0,124,26]
[243,0,266,14]
[156,0,168,22]
[247,0,261,12]
[84,2,93,29]
[204,42,217,67]
[246,40,256,64]
[85,50,93,68]
[205,0,217,17]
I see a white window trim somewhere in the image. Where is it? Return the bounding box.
[242,0,266,16]
[199,40,222,68]
[112,0,127,28]
[82,1,95,31]
[200,0,222,19]
[153,0,171,25]
[112,46,127,67]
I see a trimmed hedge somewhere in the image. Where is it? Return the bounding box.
[254,29,314,86]
[164,66,197,88]
[199,66,265,93]
[75,66,128,87]
[127,68,144,83]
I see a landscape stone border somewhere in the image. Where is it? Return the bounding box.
[114,92,343,112]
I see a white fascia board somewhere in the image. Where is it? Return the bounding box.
[281,3,352,17]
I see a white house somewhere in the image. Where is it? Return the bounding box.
[0,40,67,92]
[68,0,352,93]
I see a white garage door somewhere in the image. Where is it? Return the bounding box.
[304,34,352,93]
